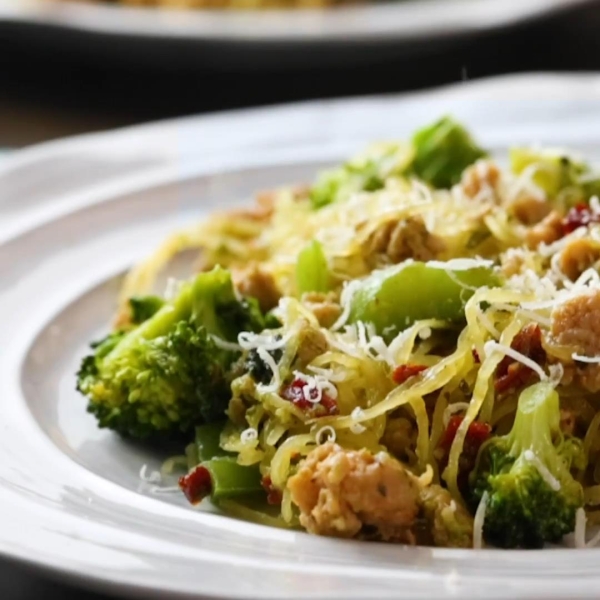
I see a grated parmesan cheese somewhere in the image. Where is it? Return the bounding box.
[210,335,243,352]
[331,279,363,332]
[523,450,561,491]
[241,427,258,443]
[350,406,367,434]
[139,464,162,484]
[316,426,336,445]
[292,370,338,404]
[238,331,289,351]
[256,347,282,394]
[572,353,600,364]
[427,258,493,272]
[307,365,346,383]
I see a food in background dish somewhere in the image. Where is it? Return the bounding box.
[77,117,600,549]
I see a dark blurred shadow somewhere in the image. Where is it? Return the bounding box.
[1,2,600,146]
[0,559,111,600]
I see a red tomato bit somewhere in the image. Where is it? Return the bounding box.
[179,465,212,505]
[562,203,600,235]
[281,378,338,416]
[392,364,428,385]
[495,323,545,393]
[439,415,492,453]
[261,475,283,505]
[437,415,492,493]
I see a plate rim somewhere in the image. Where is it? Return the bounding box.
[5,72,600,599]
[1,0,595,43]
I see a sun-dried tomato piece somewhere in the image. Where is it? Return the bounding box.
[437,415,492,493]
[261,475,283,505]
[179,465,212,505]
[495,323,546,393]
[439,415,491,453]
[562,203,600,235]
[281,378,338,416]
[392,364,428,385]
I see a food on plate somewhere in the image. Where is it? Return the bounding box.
[77,116,600,549]
[62,0,365,9]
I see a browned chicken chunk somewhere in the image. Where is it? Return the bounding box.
[510,195,551,226]
[366,215,445,266]
[525,211,564,249]
[232,262,281,312]
[301,292,342,329]
[287,443,421,542]
[550,290,600,391]
[294,320,329,366]
[558,238,600,282]
[460,160,501,199]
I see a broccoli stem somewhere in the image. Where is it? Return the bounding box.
[106,267,235,361]
[508,382,560,457]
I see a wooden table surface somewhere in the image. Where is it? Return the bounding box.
[1,2,599,597]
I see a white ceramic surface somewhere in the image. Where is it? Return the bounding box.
[3,73,600,599]
[0,0,594,43]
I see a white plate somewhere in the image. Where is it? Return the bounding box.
[3,73,600,599]
[0,0,592,43]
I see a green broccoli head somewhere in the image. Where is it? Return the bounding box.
[470,382,584,549]
[310,141,414,209]
[128,295,165,325]
[411,116,487,189]
[76,267,267,440]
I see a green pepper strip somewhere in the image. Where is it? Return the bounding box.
[201,458,263,502]
[349,261,500,338]
[296,239,330,295]
[195,422,231,462]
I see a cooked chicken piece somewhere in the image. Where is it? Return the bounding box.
[550,290,600,392]
[295,320,329,366]
[525,211,564,249]
[558,238,600,281]
[288,443,420,542]
[509,195,551,226]
[232,262,281,312]
[551,290,600,356]
[460,160,501,199]
[500,248,531,278]
[301,292,342,329]
[418,484,474,548]
[366,215,445,266]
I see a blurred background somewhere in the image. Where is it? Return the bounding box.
[1,0,600,148]
[1,0,600,597]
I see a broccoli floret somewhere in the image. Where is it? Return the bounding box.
[470,382,584,549]
[128,295,165,325]
[76,267,267,440]
[411,116,487,189]
[309,118,485,209]
[310,141,414,209]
